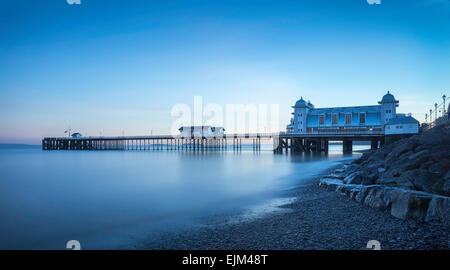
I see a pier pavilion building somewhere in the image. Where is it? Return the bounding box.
[286,91,419,136]
[276,91,420,153]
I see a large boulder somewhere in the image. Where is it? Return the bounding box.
[343,172,363,185]
[407,149,429,160]
[426,196,450,224]
[386,141,413,163]
[390,192,411,220]
[355,186,376,203]
[390,192,433,220]
[363,187,400,210]
[361,168,379,185]
[344,164,360,175]
[325,173,345,180]
[377,175,403,186]
[441,172,450,196]
[319,178,344,191]
[334,167,346,174]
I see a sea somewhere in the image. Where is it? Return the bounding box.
[0,142,369,249]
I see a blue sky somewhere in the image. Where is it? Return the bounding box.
[0,0,449,143]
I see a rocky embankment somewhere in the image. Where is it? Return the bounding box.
[320,122,450,224]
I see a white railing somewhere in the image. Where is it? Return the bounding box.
[45,133,279,140]
[283,129,384,136]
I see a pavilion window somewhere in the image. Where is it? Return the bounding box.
[319,115,325,125]
[345,114,352,125]
[332,114,338,125]
[359,113,366,125]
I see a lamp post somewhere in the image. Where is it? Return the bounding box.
[430,109,433,123]
[425,113,428,123]
[435,103,438,121]
[443,95,447,116]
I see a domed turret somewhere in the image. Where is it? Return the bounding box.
[379,91,399,124]
[294,97,308,108]
[307,100,314,108]
[379,91,398,104]
[290,97,311,134]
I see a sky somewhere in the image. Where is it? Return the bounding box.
[0,0,449,144]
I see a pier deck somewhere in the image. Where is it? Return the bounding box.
[42,134,273,151]
[43,131,389,153]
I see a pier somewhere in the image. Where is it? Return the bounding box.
[41,92,423,154]
[42,134,268,151]
[42,132,391,153]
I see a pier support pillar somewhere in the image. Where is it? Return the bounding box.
[343,140,353,153]
[370,139,378,150]
[291,138,302,153]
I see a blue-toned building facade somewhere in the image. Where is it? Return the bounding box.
[286,92,419,135]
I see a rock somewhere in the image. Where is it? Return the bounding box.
[378,168,386,173]
[319,178,344,191]
[355,186,374,203]
[363,187,398,210]
[335,185,345,195]
[361,176,376,185]
[426,196,450,224]
[430,170,450,196]
[419,159,436,170]
[324,173,344,180]
[340,185,361,197]
[344,172,363,185]
[389,168,401,178]
[390,192,410,219]
[442,178,450,196]
[320,178,344,185]
[402,159,421,171]
[361,168,379,185]
[407,194,434,220]
[378,170,415,189]
[377,176,399,186]
[390,191,433,220]
[344,164,360,175]
[365,160,384,171]
[407,149,429,160]
[353,157,364,164]
[410,170,442,194]
[349,189,360,200]
[397,147,412,159]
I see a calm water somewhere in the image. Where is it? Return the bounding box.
[0,143,368,249]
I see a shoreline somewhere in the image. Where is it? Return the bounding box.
[137,159,449,250]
